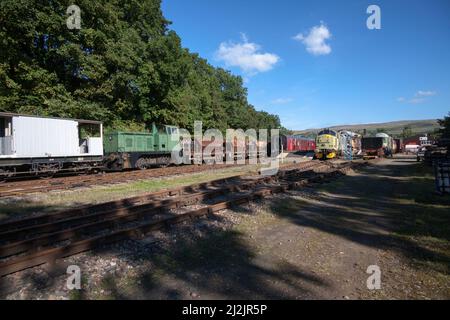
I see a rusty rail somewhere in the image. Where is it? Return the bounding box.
[0,161,359,277]
[0,163,252,197]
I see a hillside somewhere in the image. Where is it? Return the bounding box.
[293,119,440,138]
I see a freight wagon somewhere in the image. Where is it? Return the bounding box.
[0,112,104,179]
[361,133,394,159]
[195,135,275,164]
[361,137,384,158]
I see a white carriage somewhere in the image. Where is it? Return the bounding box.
[0,112,103,177]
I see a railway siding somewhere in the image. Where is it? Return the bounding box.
[0,160,362,277]
[1,157,447,300]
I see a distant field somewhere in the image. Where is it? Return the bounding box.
[293,119,440,137]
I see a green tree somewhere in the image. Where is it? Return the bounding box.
[401,125,413,139]
[438,112,450,139]
[0,0,281,132]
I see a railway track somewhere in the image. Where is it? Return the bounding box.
[0,163,252,198]
[0,159,321,198]
[0,160,364,277]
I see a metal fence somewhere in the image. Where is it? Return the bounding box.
[0,136,13,155]
[434,160,450,194]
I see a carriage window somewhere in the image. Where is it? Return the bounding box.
[0,118,4,138]
[0,117,12,137]
[157,125,166,134]
[166,127,178,135]
[79,123,101,139]
[318,129,336,136]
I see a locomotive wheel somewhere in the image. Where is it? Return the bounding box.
[158,156,172,168]
[39,173,55,179]
[34,163,60,178]
[135,158,147,170]
[39,169,56,179]
[0,168,15,182]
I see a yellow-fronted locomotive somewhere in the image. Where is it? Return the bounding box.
[314,129,340,160]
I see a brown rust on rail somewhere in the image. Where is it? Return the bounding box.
[0,161,363,277]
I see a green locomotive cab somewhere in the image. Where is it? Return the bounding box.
[103,124,181,170]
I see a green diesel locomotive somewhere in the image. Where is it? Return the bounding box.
[103,124,181,170]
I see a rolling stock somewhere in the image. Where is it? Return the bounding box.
[0,113,291,179]
[361,137,384,157]
[103,124,180,170]
[0,112,104,178]
[314,129,340,160]
[1,112,405,181]
[339,131,362,158]
[361,133,394,158]
[281,135,316,153]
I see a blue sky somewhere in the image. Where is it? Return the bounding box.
[162,0,450,130]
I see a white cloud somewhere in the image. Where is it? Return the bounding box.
[293,23,332,56]
[271,98,293,104]
[409,98,425,104]
[397,97,424,104]
[397,90,437,104]
[215,35,280,75]
[415,90,436,97]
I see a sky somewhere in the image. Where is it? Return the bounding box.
[162,0,450,130]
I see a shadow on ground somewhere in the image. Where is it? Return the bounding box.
[268,161,450,275]
[0,178,330,299]
[134,224,329,299]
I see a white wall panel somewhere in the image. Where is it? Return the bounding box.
[13,116,80,157]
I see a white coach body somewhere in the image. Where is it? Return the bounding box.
[0,113,103,159]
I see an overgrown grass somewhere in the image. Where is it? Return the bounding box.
[0,160,307,220]
[0,165,257,220]
[389,164,450,273]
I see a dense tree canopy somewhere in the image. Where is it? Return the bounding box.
[0,0,283,132]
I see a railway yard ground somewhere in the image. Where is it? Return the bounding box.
[0,154,449,300]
